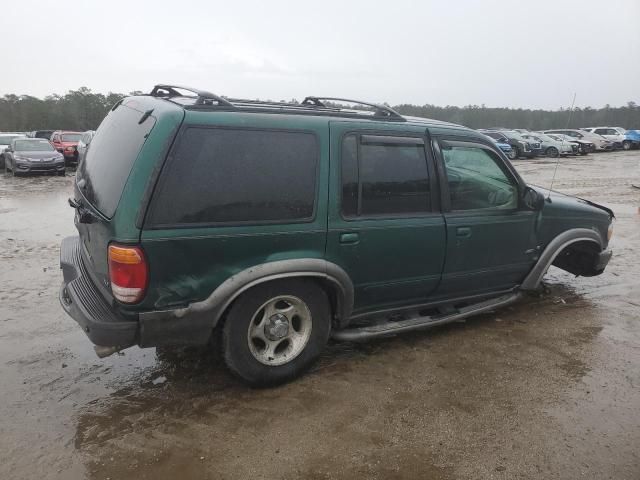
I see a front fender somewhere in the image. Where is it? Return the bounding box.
[520,228,604,290]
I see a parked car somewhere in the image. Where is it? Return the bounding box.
[622,129,640,150]
[487,135,516,160]
[544,133,593,155]
[59,85,614,386]
[27,130,55,139]
[0,132,27,168]
[478,130,534,160]
[542,129,613,151]
[522,132,574,157]
[582,127,625,149]
[50,130,82,165]
[76,130,95,165]
[3,137,65,176]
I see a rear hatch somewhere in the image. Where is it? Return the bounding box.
[72,99,158,304]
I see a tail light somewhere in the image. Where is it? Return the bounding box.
[108,244,148,304]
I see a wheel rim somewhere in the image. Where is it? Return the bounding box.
[548,147,558,158]
[623,142,630,151]
[247,295,313,366]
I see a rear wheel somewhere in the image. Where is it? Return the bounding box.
[507,148,517,160]
[546,146,559,158]
[222,279,331,386]
[622,140,631,151]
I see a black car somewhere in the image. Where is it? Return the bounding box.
[29,130,56,139]
[3,138,65,176]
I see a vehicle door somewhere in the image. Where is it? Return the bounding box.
[325,121,446,314]
[433,135,539,296]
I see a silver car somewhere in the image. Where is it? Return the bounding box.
[542,129,613,151]
[523,133,574,157]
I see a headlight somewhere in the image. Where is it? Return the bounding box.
[14,155,29,161]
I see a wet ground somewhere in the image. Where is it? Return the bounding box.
[0,150,638,480]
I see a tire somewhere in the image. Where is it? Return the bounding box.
[622,140,631,151]
[0,155,4,170]
[511,146,520,159]
[546,147,559,158]
[222,279,331,386]
[507,148,517,160]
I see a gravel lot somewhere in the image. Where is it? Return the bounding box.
[0,150,638,480]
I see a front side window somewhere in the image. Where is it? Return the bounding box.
[341,134,430,217]
[148,128,318,226]
[441,144,518,211]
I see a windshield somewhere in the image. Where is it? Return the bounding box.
[0,135,24,145]
[14,139,55,152]
[61,133,82,142]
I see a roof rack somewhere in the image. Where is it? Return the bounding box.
[148,85,405,122]
[301,96,404,120]
[149,84,233,107]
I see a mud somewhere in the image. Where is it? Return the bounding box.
[0,151,639,480]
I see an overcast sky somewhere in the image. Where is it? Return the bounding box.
[4,0,639,109]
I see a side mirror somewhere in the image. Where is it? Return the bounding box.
[523,186,545,211]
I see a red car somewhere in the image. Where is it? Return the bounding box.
[50,130,82,165]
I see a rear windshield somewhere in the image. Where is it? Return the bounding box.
[77,103,155,218]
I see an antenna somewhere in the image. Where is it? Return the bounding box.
[547,93,577,200]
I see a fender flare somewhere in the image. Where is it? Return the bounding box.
[141,259,354,332]
[520,228,604,290]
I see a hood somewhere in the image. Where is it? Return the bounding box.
[14,150,63,160]
[531,185,614,219]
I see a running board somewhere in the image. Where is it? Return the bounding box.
[331,293,522,342]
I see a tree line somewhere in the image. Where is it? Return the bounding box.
[1,87,638,132]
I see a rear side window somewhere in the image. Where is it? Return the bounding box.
[148,127,318,226]
[341,133,430,217]
[77,103,155,218]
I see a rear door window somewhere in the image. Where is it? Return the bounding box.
[76,103,155,218]
[147,127,318,226]
[340,134,430,217]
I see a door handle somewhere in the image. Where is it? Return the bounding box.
[339,233,360,244]
[456,227,472,238]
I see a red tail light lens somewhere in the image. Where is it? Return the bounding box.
[108,244,148,304]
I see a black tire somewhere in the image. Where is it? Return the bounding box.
[0,155,4,170]
[511,146,520,159]
[222,279,331,386]
[546,146,559,158]
[622,141,631,151]
[507,148,517,160]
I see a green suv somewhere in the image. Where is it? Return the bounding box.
[60,85,614,386]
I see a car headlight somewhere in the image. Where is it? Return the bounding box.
[14,155,29,161]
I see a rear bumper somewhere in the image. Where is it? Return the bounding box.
[59,236,213,349]
[59,236,138,347]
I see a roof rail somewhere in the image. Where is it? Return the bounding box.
[149,84,234,107]
[301,96,404,121]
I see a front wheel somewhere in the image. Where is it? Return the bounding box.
[622,140,631,151]
[222,279,331,386]
[546,146,559,158]
[507,148,517,160]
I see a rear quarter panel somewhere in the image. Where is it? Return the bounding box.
[138,113,329,311]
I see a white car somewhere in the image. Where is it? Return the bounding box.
[582,127,625,149]
[542,129,613,151]
[0,132,27,168]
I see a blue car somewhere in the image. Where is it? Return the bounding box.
[483,134,517,160]
[623,129,640,150]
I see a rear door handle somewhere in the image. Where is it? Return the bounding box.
[339,233,360,244]
[456,227,472,238]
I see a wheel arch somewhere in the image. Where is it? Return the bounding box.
[142,259,355,335]
[520,228,604,290]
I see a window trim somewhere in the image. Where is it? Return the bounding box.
[433,136,525,214]
[338,130,438,221]
[145,125,322,230]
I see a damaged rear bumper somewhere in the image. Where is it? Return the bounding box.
[59,236,213,351]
